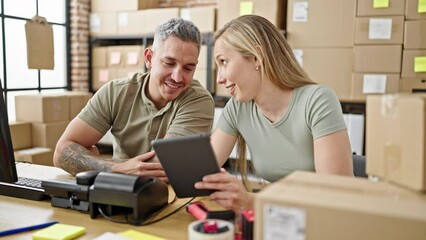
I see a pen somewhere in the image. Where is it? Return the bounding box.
[0,221,59,236]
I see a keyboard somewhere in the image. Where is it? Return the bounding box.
[0,177,48,201]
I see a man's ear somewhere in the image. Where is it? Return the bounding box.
[144,48,153,69]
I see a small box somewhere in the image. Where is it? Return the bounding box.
[357,0,406,16]
[92,68,119,91]
[401,50,426,79]
[354,16,404,45]
[351,73,400,100]
[31,121,69,149]
[404,20,426,49]
[9,121,32,150]
[406,0,426,20]
[14,147,54,166]
[366,94,426,191]
[255,171,426,240]
[15,94,70,123]
[354,45,402,73]
[92,47,108,68]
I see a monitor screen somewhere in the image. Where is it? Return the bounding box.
[0,81,18,183]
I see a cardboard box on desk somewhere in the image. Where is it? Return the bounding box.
[254,171,426,240]
[9,121,32,150]
[15,94,70,123]
[14,147,54,166]
[366,94,426,191]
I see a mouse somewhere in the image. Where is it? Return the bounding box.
[76,170,100,186]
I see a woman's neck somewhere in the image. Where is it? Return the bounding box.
[254,81,293,123]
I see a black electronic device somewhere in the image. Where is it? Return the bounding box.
[151,134,220,198]
[89,172,169,224]
[0,81,47,201]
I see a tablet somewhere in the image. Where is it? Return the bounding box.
[152,134,220,198]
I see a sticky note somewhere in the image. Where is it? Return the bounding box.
[373,0,389,8]
[32,224,85,240]
[127,52,139,65]
[363,74,387,94]
[414,56,426,72]
[119,230,165,240]
[419,0,426,13]
[98,69,110,82]
[240,1,253,16]
[110,51,121,65]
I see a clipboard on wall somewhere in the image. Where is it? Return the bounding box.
[25,15,54,70]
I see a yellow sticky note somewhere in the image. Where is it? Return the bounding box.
[414,56,426,72]
[240,1,253,16]
[419,0,426,13]
[32,224,86,240]
[119,230,165,240]
[373,0,389,8]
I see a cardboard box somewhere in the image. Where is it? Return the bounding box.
[9,121,32,150]
[14,147,54,166]
[217,0,287,30]
[354,45,402,73]
[90,12,118,36]
[351,73,400,100]
[255,171,426,240]
[400,78,426,93]
[293,48,353,99]
[366,94,426,191]
[404,20,426,49]
[91,0,159,12]
[63,91,93,119]
[357,0,406,16]
[406,0,426,20]
[107,46,124,67]
[287,0,356,48]
[401,50,426,78]
[31,121,69,149]
[92,68,119,91]
[180,6,216,33]
[354,16,404,45]
[122,45,144,68]
[15,94,70,123]
[117,8,180,35]
[92,47,108,68]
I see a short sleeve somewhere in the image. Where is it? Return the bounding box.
[217,98,240,136]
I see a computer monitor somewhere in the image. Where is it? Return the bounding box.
[0,81,18,183]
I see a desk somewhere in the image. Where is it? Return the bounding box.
[0,164,224,240]
[0,192,214,239]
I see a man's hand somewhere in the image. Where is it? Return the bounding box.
[113,150,168,183]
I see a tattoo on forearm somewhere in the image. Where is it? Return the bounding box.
[57,143,121,176]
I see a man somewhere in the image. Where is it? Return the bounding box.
[53,18,214,181]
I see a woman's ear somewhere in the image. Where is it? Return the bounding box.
[144,48,153,69]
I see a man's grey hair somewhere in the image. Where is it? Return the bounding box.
[152,18,201,51]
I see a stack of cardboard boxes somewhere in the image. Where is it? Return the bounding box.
[90,0,217,92]
[9,92,92,166]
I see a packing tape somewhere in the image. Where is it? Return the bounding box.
[188,219,234,240]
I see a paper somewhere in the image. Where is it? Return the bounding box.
[292,49,304,67]
[240,1,253,16]
[127,52,139,65]
[363,74,387,94]
[93,232,131,240]
[180,9,191,21]
[368,18,392,40]
[118,13,129,27]
[419,0,426,13]
[414,56,426,72]
[99,69,110,83]
[110,52,122,65]
[263,204,306,240]
[32,224,85,240]
[120,230,165,240]
[293,0,308,22]
[373,0,389,8]
[90,14,101,32]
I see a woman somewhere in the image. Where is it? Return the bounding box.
[195,15,353,211]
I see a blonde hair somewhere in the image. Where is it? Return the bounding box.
[215,15,315,189]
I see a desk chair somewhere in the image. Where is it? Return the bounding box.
[353,155,367,178]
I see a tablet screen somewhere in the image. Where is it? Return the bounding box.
[152,134,220,198]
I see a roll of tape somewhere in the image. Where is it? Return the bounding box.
[188,219,234,240]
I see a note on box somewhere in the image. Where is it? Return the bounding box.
[32,223,85,240]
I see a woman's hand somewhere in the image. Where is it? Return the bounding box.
[194,168,254,211]
[112,151,168,182]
